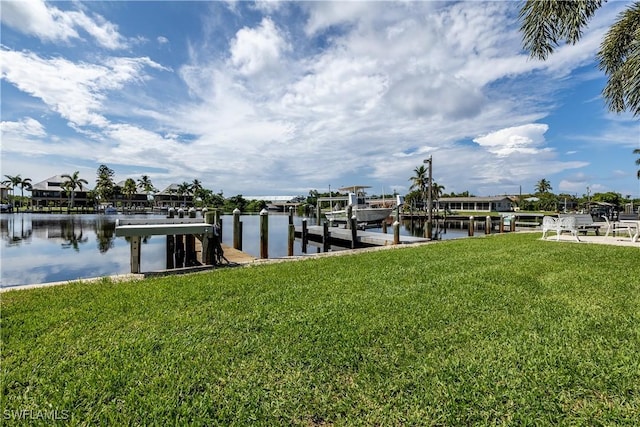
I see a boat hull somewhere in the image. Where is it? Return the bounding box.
[325,208,392,224]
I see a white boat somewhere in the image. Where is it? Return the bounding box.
[324,186,394,224]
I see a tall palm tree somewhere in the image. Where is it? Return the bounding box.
[137,175,157,206]
[3,175,19,206]
[2,175,32,210]
[430,181,445,200]
[635,148,640,179]
[122,178,137,208]
[520,1,640,116]
[61,171,89,209]
[535,178,552,194]
[18,178,32,210]
[95,164,115,208]
[177,181,193,207]
[409,165,429,205]
[191,178,203,196]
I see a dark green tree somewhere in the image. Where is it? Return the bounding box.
[137,175,157,206]
[535,178,552,194]
[95,165,116,207]
[122,178,137,208]
[177,181,193,206]
[520,0,640,116]
[61,171,88,209]
[409,165,429,206]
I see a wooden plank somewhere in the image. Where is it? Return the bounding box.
[116,218,205,226]
[115,223,213,237]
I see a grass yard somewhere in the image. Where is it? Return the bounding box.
[1,233,639,425]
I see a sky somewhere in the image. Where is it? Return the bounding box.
[1,0,639,200]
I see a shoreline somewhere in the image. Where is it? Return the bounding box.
[3,232,636,292]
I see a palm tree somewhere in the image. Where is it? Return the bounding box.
[18,178,32,210]
[177,181,193,207]
[122,178,137,208]
[535,178,552,194]
[2,175,20,209]
[191,179,203,201]
[61,171,89,209]
[95,164,115,208]
[409,165,429,206]
[635,148,640,179]
[430,181,446,200]
[137,175,157,207]
[520,1,640,116]
[60,181,73,209]
[2,175,33,210]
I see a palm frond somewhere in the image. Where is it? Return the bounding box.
[598,3,640,116]
[520,0,603,60]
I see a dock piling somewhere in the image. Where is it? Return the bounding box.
[130,236,141,274]
[302,219,308,253]
[233,208,241,250]
[288,223,295,256]
[166,235,175,269]
[485,216,491,235]
[259,209,268,259]
[393,221,400,244]
[323,221,330,252]
[350,215,357,248]
[468,216,475,237]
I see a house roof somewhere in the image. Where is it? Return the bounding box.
[31,175,92,191]
[116,180,146,195]
[157,184,182,195]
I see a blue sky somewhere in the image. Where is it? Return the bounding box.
[1,1,639,199]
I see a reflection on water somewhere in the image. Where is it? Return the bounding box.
[1,213,468,288]
[1,214,165,288]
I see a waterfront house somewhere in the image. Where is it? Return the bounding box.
[114,180,150,208]
[31,175,93,208]
[437,196,513,213]
[155,184,192,208]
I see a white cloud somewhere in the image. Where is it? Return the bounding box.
[67,9,126,50]
[229,17,291,76]
[473,124,551,157]
[303,1,379,36]
[1,117,46,138]
[0,48,166,128]
[1,0,79,43]
[0,0,127,49]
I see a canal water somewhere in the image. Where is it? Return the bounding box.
[0,213,467,288]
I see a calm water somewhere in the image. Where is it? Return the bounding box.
[0,213,467,288]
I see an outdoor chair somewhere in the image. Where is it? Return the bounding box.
[542,216,580,242]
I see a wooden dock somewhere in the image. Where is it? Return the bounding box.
[219,243,256,264]
[296,225,429,248]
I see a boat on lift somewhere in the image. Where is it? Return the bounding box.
[324,185,394,224]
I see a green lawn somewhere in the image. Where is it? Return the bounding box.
[2,233,639,425]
